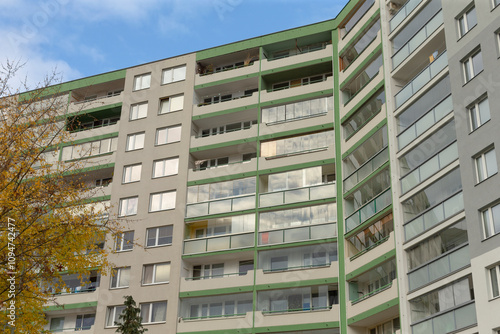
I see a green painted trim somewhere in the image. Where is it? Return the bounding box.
[66,102,123,118]
[257,198,336,213]
[194,73,259,90]
[259,123,333,142]
[260,57,333,77]
[80,195,111,205]
[192,104,259,121]
[180,285,254,298]
[343,162,390,198]
[344,205,393,239]
[258,158,336,176]
[341,80,385,123]
[339,9,381,55]
[259,90,334,109]
[256,238,337,251]
[190,137,258,153]
[182,246,254,259]
[60,132,119,148]
[44,301,98,312]
[186,171,258,186]
[341,119,386,159]
[178,329,253,334]
[347,297,399,325]
[255,277,338,291]
[254,321,340,333]
[62,163,115,176]
[346,249,396,280]
[339,44,382,89]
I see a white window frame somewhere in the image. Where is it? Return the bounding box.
[469,97,490,131]
[106,305,125,327]
[133,73,151,91]
[129,102,148,120]
[110,267,130,289]
[126,132,145,151]
[123,164,142,183]
[146,225,173,247]
[475,148,498,183]
[159,95,184,114]
[489,264,500,298]
[457,6,477,38]
[115,231,134,251]
[142,262,171,285]
[149,191,176,212]
[162,65,186,84]
[155,125,181,146]
[152,157,179,178]
[119,197,138,217]
[482,203,500,238]
[140,301,167,324]
[462,49,483,83]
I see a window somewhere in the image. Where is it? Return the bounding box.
[457,6,477,38]
[159,95,184,114]
[146,225,173,247]
[475,148,498,182]
[140,301,167,323]
[61,137,118,160]
[482,203,500,238]
[149,191,176,212]
[110,267,130,288]
[123,164,142,183]
[143,263,170,284]
[115,231,134,251]
[49,317,64,331]
[490,264,500,298]
[119,197,138,217]
[126,132,145,151]
[193,263,224,279]
[463,49,483,83]
[271,256,288,271]
[75,314,95,330]
[162,65,186,84]
[129,102,148,120]
[106,306,125,327]
[239,260,254,275]
[153,157,179,178]
[155,125,181,145]
[469,97,490,131]
[133,73,151,91]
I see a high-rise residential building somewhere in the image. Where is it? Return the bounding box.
[36,0,500,333]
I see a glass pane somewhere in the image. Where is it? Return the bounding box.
[493,204,500,234]
[285,188,308,204]
[432,310,456,334]
[428,256,449,282]
[207,236,230,251]
[454,303,476,330]
[155,264,170,282]
[184,239,206,254]
[259,230,282,245]
[186,203,209,217]
[310,183,335,200]
[260,192,284,207]
[231,233,254,248]
[408,267,428,291]
[209,199,232,214]
[449,245,469,272]
[284,226,309,242]
[232,195,255,211]
[490,267,500,297]
[311,223,336,239]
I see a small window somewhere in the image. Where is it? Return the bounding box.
[140,301,167,323]
[193,263,224,279]
[130,102,148,120]
[133,73,151,91]
[155,125,181,145]
[475,148,498,182]
[239,260,254,275]
[159,95,184,114]
[143,262,171,284]
[162,65,186,84]
[469,97,490,131]
[490,264,500,298]
[123,164,142,183]
[153,157,179,178]
[149,191,176,212]
[462,49,483,83]
[75,314,95,331]
[49,317,65,332]
[146,225,173,247]
[115,231,134,251]
[119,197,138,217]
[482,203,500,238]
[457,6,477,38]
[106,306,125,327]
[110,267,130,288]
[126,132,145,151]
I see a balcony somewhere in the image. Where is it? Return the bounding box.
[401,142,458,194]
[339,0,376,41]
[260,76,333,104]
[69,121,120,142]
[186,194,256,218]
[347,280,398,325]
[255,305,339,328]
[255,264,338,286]
[177,311,253,333]
[389,0,423,32]
[68,91,123,114]
[346,231,395,274]
[404,191,464,241]
[345,188,392,233]
[191,124,258,150]
[344,147,388,193]
[340,29,382,83]
[193,89,258,117]
[342,67,384,115]
[183,232,254,255]
[261,44,333,72]
[46,287,100,308]
[259,182,336,208]
[258,222,337,246]
[188,157,257,182]
[195,61,259,86]
[47,326,96,333]
[410,302,477,334]
[180,270,254,293]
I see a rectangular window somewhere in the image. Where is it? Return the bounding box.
[149,191,176,212]
[133,73,151,91]
[75,314,95,330]
[123,164,142,183]
[156,125,181,145]
[153,157,179,178]
[475,148,498,182]
[115,231,134,251]
[50,317,64,331]
[119,197,138,217]
[140,301,167,323]
[469,97,490,131]
[482,203,500,238]
[143,263,170,284]
[162,65,186,84]
[457,6,477,38]
[130,102,148,120]
[126,132,145,151]
[146,225,173,247]
[106,306,125,327]
[490,264,500,298]
[239,260,254,275]
[110,267,130,288]
[159,95,184,114]
[463,50,483,83]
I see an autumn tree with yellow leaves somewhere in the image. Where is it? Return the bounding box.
[0,61,121,333]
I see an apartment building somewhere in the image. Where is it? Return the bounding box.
[40,0,500,333]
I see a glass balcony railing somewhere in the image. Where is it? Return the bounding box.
[390,0,423,32]
[392,10,443,69]
[259,182,336,207]
[398,95,453,149]
[401,142,458,194]
[186,194,255,218]
[259,222,337,245]
[395,51,447,109]
[344,147,389,193]
[345,188,392,233]
[411,302,477,334]
[183,232,254,254]
[408,244,470,291]
[404,191,463,241]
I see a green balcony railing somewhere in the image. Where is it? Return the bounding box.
[183,232,254,254]
[186,194,255,218]
[259,182,335,207]
[259,222,337,246]
[411,302,476,334]
[345,188,392,233]
[351,281,393,304]
[390,0,423,32]
[343,147,388,193]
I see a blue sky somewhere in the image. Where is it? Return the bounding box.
[1,0,348,89]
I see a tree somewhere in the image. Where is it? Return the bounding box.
[0,61,121,332]
[115,296,147,334]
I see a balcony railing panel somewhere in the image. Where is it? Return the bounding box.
[186,194,255,218]
[259,182,335,207]
[183,232,254,254]
[390,0,423,32]
[345,188,392,233]
[411,302,476,334]
[343,147,388,193]
[259,222,337,245]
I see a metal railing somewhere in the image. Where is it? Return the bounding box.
[186,194,255,218]
[183,232,254,254]
[267,76,329,93]
[259,222,337,245]
[73,91,122,104]
[343,147,389,193]
[262,262,331,273]
[351,281,393,304]
[259,182,335,207]
[266,42,330,61]
[345,188,392,233]
[184,271,250,280]
[261,305,332,314]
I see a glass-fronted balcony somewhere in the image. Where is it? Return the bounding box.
[345,188,392,233]
[184,232,254,254]
[258,222,337,246]
[342,54,383,105]
[186,194,255,218]
[259,182,335,207]
[343,146,388,193]
[390,0,423,32]
[348,259,396,303]
[258,243,337,272]
[340,0,376,39]
[411,302,476,334]
[340,18,381,71]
